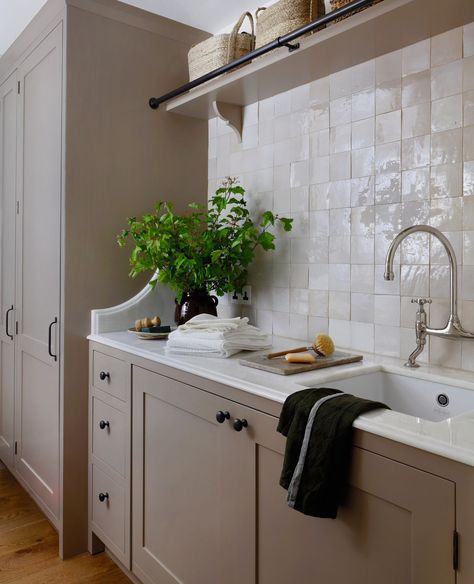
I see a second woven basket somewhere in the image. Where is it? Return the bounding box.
[255,0,325,49]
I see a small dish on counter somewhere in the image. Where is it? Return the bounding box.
[128,327,174,340]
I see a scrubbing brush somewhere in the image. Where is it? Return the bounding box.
[313,334,335,357]
[267,334,335,360]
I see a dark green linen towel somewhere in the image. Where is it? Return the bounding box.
[277,387,388,519]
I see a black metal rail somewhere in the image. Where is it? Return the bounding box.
[149,0,377,110]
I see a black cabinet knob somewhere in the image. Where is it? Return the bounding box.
[99,420,110,430]
[216,410,230,424]
[98,492,109,503]
[233,418,248,432]
[99,371,110,381]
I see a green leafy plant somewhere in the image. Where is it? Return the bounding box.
[118,177,293,302]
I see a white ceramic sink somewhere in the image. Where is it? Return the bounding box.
[299,370,474,422]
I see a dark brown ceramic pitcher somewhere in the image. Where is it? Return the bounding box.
[174,290,219,325]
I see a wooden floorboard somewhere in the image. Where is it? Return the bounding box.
[0,468,131,584]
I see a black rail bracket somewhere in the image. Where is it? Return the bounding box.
[280,40,301,52]
[149,97,160,110]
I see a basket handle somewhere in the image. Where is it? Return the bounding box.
[227,11,255,62]
[256,7,267,20]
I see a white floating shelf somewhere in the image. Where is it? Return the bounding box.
[165,0,473,139]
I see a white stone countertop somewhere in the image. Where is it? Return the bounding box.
[89,331,474,467]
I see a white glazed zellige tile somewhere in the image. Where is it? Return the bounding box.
[309,290,329,317]
[402,70,431,108]
[376,110,402,144]
[401,168,430,201]
[376,80,402,116]
[431,128,462,165]
[375,141,401,174]
[431,94,463,133]
[402,103,431,139]
[402,39,430,76]
[431,27,463,67]
[352,147,374,178]
[351,264,374,293]
[431,60,462,100]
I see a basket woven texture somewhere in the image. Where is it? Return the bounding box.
[255,0,325,49]
[329,0,382,22]
[188,12,255,81]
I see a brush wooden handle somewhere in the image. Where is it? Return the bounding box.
[267,346,309,359]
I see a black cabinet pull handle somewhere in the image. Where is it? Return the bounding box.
[216,411,230,424]
[99,420,110,430]
[99,371,110,381]
[5,306,13,340]
[233,418,248,432]
[98,492,109,503]
[48,317,58,361]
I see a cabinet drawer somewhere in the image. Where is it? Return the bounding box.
[91,464,126,555]
[93,351,127,402]
[92,397,127,477]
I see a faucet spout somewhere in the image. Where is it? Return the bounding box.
[384,225,457,316]
[384,225,474,342]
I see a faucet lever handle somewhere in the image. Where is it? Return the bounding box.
[411,297,432,307]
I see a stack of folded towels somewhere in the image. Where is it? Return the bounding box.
[165,314,271,358]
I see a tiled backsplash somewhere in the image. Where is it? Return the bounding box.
[209,23,474,371]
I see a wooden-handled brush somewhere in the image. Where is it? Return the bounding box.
[267,334,335,360]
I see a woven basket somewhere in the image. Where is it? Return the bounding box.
[329,0,382,22]
[188,12,255,81]
[255,0,325,49]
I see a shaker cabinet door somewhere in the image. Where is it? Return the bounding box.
[0,72,17,469]
[253,428,456,584]
[132,366,253,584]
[14,23,63,522]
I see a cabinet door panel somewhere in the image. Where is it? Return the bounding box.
[255,440,455,584]
[15,24,62,521]
[132,366,251,584]
[0,73,17,468]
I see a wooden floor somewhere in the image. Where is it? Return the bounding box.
[0,466,131,583]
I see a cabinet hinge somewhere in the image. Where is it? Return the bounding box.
[14,441,17,455]
[17,81,20,94]
[16,201,19,214]
[15,321,18,335]
[453,530,459,571]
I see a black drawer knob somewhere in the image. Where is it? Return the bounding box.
[216,410,230,424]
[233,418,248,432]
[98,492,109,503]
[99,371,110,381]
[99,420,110,430]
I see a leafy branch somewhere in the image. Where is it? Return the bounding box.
[118,177,293,302]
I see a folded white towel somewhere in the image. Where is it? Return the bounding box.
[165,314,270,358]
[178,314,249,333]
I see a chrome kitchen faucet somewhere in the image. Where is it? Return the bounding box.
[384,225,474,367]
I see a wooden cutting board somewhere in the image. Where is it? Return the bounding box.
[239,350,363,375]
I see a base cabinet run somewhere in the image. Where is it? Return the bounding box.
[89,343,467,583]
[131,365,456,584]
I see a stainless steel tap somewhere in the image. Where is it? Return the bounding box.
[384,225,474,367]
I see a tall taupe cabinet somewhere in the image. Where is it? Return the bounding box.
[0,0,208,557]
